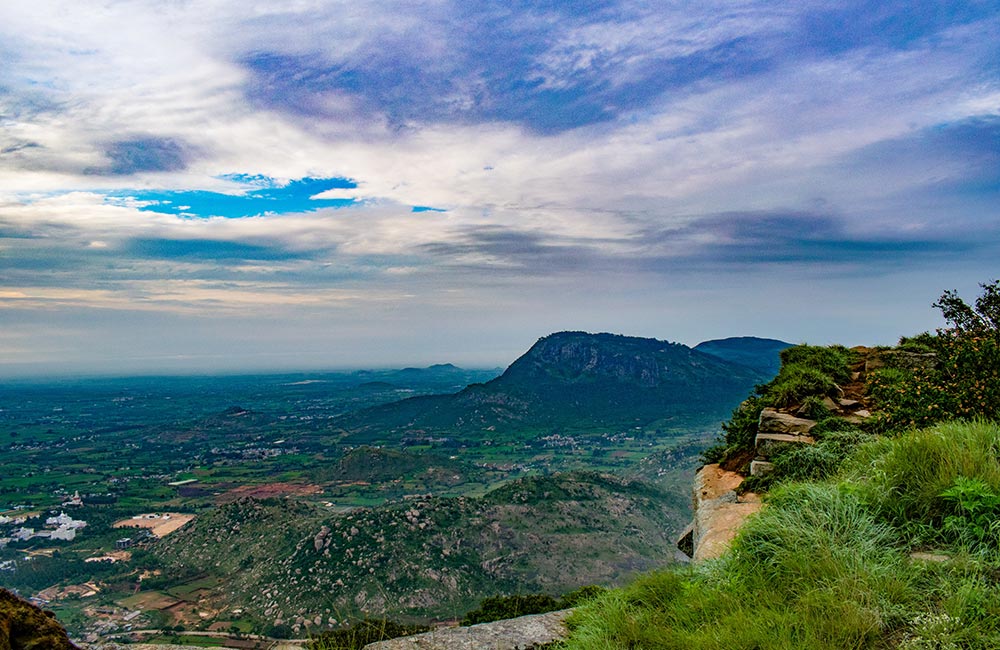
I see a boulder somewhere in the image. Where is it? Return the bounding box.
[750,460,775,477]
[364,609,572,649]
[757,409,817,435]
[688,464,761,561]
[756,432,816,457]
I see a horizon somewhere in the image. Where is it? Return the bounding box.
[0,331,793,380]
[1,2,996,375]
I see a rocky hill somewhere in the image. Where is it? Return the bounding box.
[153,471,687,636]
[338,332,768,442]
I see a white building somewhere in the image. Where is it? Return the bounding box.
[12,527,34,541]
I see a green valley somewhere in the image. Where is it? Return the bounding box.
[0,334,786,642]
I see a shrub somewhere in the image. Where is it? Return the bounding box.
[873,282,1000,430]
[702,395,765,464]
[778,345,854,384]
[766,364,838,408]
[939,476,1000,550]
[770,429,869,482]
[461,593,560,626]
[310,619,430,649]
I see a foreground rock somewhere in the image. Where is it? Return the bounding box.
[0,588,80,650]
[364,610,572,650]
[686,464,761,561]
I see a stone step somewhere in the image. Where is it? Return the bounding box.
[757,408,817,435]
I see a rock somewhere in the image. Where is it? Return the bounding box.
[844,409,872,424]
[676,523,695,558]
[756,432,816,457]
[909,551,950,563]
[364,609,572,649]
[689,464,761,561]
[797,396,841,417]
[757,409,817,435]
[750,460,775,477]
[866,350,937,373]
[837,398,860,409]
[313,525,330,551]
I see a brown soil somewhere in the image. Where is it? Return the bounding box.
[214,482,322,504]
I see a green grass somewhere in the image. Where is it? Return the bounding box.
[562,421,1000,649]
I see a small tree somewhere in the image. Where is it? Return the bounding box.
[933,280,1000,336]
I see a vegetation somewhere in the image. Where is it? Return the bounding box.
[151,472,685,628]
[703,344,855,465]
[562,281,1000,649]
[0,588,80,649]
[867,280,1000,430]
[3,337,755,638]
[563,421,1000,649]
[460,587,605,625]
[310,619,430,650]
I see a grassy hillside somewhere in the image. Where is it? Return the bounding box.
[561,282,1000,649]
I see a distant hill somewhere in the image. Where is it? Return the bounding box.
[693,336,792,377]
[154,471,688,624]
[337,331,765,442]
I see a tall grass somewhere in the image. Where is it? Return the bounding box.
[846,420,1000,538]
[562,421,1000,649]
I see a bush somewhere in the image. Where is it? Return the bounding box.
[310,619,430,649]
[766,364,838,408]
[873,282,1000,430]
[461,594,560,626]
[778,345,854,384]
[770,429,869,482]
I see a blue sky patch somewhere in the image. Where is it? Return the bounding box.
[412,206,447,213]
[110,176,358,219]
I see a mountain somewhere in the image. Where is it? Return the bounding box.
[337,331,765,441]
[693,336,792,377]
[154,471,688,627]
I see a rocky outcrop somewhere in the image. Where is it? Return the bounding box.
[364,610,572,650]
[682,464,761,561]
[0,588,80,650]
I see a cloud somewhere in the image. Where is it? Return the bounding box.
[0,1,998,372]
[90,136,193,175]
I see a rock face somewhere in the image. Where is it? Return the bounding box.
[364,609,572,650]
[0,588,80,650]
[687,464,761,561]
[338,331,764,439]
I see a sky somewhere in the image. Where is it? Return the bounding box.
[1,1,998,376]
